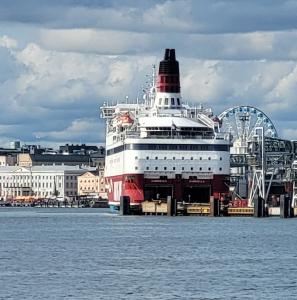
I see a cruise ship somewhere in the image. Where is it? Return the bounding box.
[100,49,230,209]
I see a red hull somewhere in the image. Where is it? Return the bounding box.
[106,173,229,206]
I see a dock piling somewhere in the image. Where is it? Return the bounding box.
[120,196,130,215]
[167,196,177,216]
[254,195,265,217]
[209,196,219,217]
[280,195,293,218]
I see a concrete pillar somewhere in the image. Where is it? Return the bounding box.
[120,196,130,215]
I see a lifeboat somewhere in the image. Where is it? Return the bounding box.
[117,112,133,126]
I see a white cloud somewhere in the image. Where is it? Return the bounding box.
[143,1,194,32]
[39,29,152,55]
[1,36,297,144]
[37,28,297,61]
[34,118,103,142]
[0,35,18,49]
[1,1,297,145]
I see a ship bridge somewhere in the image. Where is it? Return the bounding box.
[138,116,215,139]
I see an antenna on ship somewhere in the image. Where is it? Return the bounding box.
[149,64,156,107]
[152,64,156,88]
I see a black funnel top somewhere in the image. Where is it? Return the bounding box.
[159,49,179,75]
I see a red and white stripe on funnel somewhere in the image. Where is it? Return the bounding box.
[153,49,182,109]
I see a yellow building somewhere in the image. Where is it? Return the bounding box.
[77,170,106,197]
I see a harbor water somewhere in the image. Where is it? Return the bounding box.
[1,208,297,299]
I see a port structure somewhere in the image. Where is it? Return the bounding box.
[247,127,294,207]
[292,161,297,207]
[219,105,279,200]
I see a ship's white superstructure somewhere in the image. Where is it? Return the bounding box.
[101,49,230,207]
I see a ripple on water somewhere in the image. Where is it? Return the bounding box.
[0,208,297,299]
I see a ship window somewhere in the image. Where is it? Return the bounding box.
[173,157,175,160]
[182,167,184,171]
[200,157,202,160]
[191,167,193,171]
[191,157,193,160]
[220,157,222,160]
[155,157,158,160]
[208,157,211,160]
[208,167,211,171]
[146,167,149,170]
[164,167,167,170]
[135,166,138,170]
[135,156,138,160]
[219,167,222,171]
[173,167,176,170]
[146,156,149,160]
[177,98,180,106]
[155,167,158,170]
[182,157,184,160]
[171,98,175,105]
[164,157,167,160]
[165,98,169,105]
[199,167,202,171]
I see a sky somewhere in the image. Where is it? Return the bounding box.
[1,0,297,147]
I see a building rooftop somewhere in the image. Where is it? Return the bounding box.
[29,154,90,163]
[0,165,96,173]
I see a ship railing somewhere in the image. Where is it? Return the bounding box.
[123,132,230,140]
[144,135,216,140]
[124,133,141,138]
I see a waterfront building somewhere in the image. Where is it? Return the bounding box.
[17,153,91,167]
[77,169,106,197]
[59,143,100,155]
[0,165,94,201]
[0,155,17,166]
[89,149,105,169]
[9,141,21,150]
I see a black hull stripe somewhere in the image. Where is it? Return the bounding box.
[107,143,229,156]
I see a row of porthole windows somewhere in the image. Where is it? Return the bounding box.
[135,166,223,171]
[136,156,223,161]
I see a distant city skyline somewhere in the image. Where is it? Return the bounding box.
[1,0,297,147]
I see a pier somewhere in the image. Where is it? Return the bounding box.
[120,195,296,218]
[0,197,108,208]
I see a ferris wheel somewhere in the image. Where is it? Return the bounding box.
[218,105,278,143]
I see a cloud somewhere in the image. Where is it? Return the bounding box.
[282,128,297,140]
[2,0,297,34]
[34,118,104,143]
[1,1,297,146]
[1,36,297,146]
[0,39,155,145]
[0,35,18,48]
[38,28,297,61]
[39,29,153,55]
